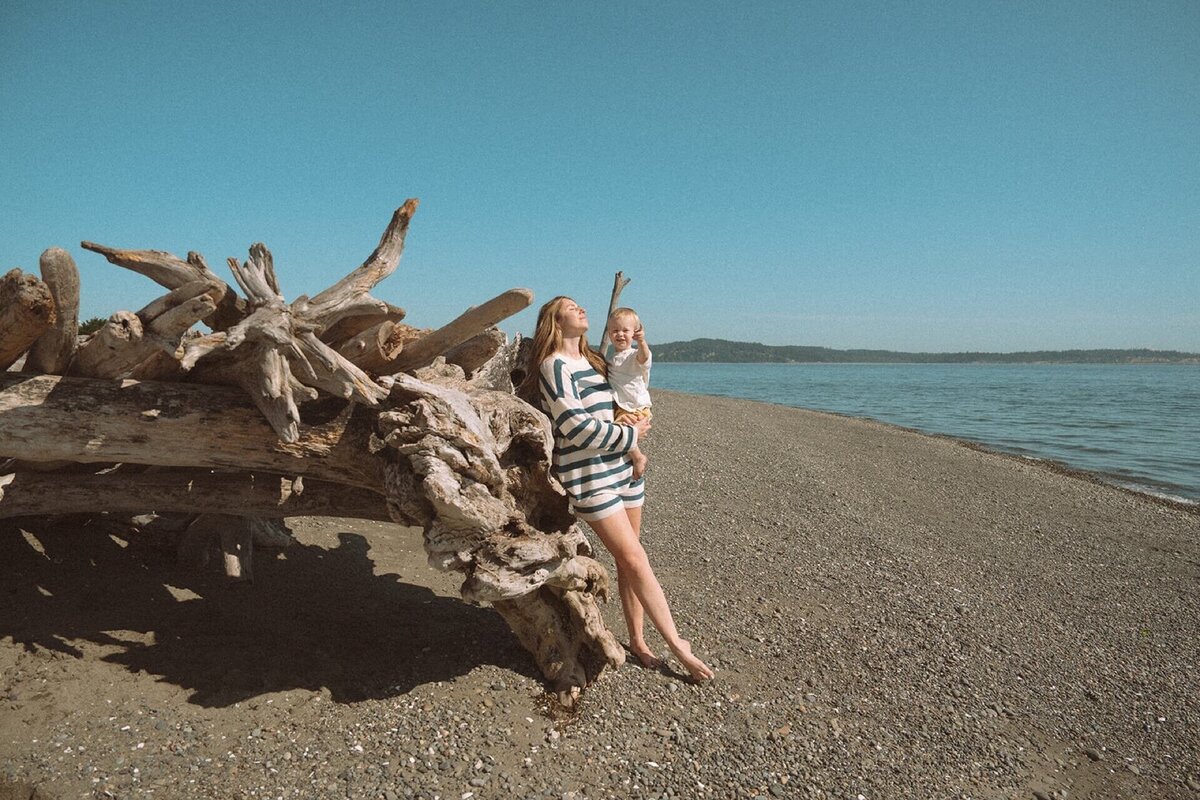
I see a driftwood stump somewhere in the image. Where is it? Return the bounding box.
[0,200,624,699]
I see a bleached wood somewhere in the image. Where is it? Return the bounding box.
[188,272,389,441]
[597,270,630,350]
[444,327,507,376]
[0,373,384,490]
[69,283,217,380]
[69,311,152,378]
[295,200,419,329]
[385,288,532,373]
[465,335,522,393]
[217,517,253,580]
[319,303,407,348]
[80,242,244,330]
[337,321,428,373]
[338,319,390,357]
[227,242,283,305]
[0,269,56,370]
[495,585,626,697]
[79,203,411,441]
[1,361,622,697]
[336,320,398,367]
[27,248,81,374]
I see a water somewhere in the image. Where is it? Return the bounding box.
[653,363,1200,503]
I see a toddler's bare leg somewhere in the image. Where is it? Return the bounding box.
[629,447,648,480]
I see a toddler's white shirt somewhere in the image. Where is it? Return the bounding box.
[606,345,652,411]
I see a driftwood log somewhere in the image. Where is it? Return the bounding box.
[0,201,625,699]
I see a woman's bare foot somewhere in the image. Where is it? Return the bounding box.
[629,641,664,669]
[669,639,714,682]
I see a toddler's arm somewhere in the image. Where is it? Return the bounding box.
[634,326,651,365]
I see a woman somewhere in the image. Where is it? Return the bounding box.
[522,295,714,682]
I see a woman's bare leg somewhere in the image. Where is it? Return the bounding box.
[619,505,662,667]
[588,509,713,681]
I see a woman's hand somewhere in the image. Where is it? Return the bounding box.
[632,416,652,440]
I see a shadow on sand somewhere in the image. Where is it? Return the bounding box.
[0,517,537,707]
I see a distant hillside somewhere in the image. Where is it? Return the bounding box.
[654,338,1200,364]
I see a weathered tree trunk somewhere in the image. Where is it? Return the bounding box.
[0,367,623,695]
[0,373,385,489]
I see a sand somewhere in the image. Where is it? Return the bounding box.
[2,389,1198,799]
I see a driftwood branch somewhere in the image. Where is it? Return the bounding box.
[69,281,217,380]
[295,199,419,330]
[385,288,532,373]
[320,303,407,349]
[79,242,244,330]
[0,269,56,370]
[445,327,507,376]
[26,248,80,374]
[375,373,624,688]
[336,321,426,373]
[598,270,630,350]
[181,246,393,441]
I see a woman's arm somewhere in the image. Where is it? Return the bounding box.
[539,358,637,453]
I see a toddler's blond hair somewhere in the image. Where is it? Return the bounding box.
[607,307,641,331]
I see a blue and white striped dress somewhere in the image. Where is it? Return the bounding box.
[538,354,645,520]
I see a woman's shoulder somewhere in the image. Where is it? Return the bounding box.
[542,352,592,368]
[540,353,572,373]
[540,354,589,384]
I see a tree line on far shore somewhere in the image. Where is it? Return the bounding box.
[654,338,1200,364]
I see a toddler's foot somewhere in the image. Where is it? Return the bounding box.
[669,639,714,683]
[630,450,648,480]
[629,641,664,669]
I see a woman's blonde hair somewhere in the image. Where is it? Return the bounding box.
[518,295,608,404]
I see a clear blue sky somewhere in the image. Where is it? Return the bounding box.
[3,1,1198,352]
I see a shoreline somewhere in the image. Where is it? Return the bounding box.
[652,383,1200,511]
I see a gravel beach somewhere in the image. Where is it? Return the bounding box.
[3,389,1198,799]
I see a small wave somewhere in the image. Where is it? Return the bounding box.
[1110,481,1198,506]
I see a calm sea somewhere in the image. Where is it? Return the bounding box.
[653,363,1200,503]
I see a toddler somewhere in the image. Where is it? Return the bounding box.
[605,307,653,479]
